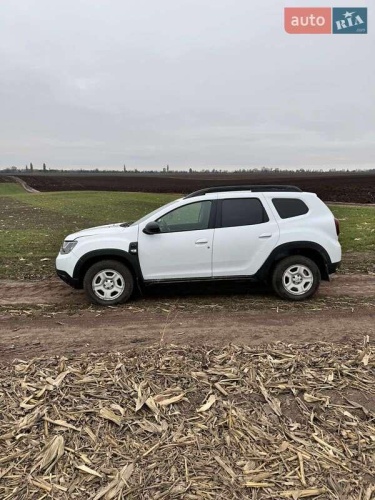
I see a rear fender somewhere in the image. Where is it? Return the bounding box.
[256,242,331,282]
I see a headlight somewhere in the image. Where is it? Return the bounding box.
[60,240,78,254]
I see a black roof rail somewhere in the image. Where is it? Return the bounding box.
[184,185,302,199]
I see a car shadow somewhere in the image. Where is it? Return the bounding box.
[137,280,273,301]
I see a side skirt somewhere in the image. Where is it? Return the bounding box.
[143,275,259,287]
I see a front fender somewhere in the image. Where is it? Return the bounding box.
[72,247,143,289]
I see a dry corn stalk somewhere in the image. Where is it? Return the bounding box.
[0,340,373,499]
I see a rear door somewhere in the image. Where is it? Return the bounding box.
[212,194,279,277]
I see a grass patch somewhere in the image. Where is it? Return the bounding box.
[0,185,373,279]
[11,190,179,225]
[330,205,375,252]
[0,183,25,195]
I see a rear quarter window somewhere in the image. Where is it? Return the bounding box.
[272,198,309,219]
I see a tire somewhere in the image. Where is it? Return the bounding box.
[83,260,134,306]
[271,256,321,301]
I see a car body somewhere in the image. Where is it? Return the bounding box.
[56,185,341,305]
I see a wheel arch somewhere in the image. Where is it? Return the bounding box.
[257,242,331,282]
[73,249,143,289]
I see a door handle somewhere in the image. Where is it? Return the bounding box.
[259,233,272,239]
[195,239,208,245]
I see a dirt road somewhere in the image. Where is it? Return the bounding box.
[8,175,40,193]
[0,274,374,363]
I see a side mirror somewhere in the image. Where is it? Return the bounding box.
[143,221,161,235]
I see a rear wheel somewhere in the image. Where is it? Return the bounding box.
[83,260,134,306]
[272,256,321,301]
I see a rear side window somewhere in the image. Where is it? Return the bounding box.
[272,198,309,219]
[220,198,269,228]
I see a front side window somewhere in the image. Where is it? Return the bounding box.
[220,198,268,228]
[157,201,212,233]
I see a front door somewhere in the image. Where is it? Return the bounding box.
[138,200,214,280]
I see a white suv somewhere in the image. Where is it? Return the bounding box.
[56,186,341,305]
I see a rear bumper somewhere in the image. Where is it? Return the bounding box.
[56,269,80,289]
[328,261,341,274]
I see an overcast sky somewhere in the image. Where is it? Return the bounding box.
[0,0,373,170]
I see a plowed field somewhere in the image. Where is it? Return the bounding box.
[7,172,375,203]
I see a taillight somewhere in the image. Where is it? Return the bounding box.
[334,218,340,237]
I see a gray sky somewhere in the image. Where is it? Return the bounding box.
[0,0,373,170]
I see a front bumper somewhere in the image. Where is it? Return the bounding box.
[56,269,81,289]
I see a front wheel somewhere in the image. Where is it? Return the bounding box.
[271,256,321,301]
[83,260,134,306]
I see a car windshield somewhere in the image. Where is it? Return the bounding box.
[131,199,182,226]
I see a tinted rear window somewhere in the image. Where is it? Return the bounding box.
[272,198,309,219]
[221,198,268,228]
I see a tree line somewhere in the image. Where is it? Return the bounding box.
[1,164,374,174]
